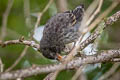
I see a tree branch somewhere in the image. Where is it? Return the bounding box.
[0,50,120,80]
[0,39,40,50]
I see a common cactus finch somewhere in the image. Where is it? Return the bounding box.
[40,4,84,60]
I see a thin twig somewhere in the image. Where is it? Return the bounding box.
[0,0,14,40]
[99,63,120,80]
[79,0,99,32]
[33,0,54,34]
[43,72,55,80]
[86,0,103,27]
[5,46,29,72]
[71,65,86,80]
[24,0,32,28]
[110,58,120,62]
[0,58,4,73]
[0,40,40,49]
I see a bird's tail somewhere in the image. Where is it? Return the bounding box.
[72,4,84,22]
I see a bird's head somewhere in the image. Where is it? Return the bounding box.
[40,38,58,60]
[41,48,57,60]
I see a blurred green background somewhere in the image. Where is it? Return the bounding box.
[0,0,120,80]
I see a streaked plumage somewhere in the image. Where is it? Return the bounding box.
[40,5,84,60]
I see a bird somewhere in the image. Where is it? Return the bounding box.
[40,4,84,60]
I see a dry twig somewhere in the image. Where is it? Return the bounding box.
[24,0,32,28]
[0,58,4,73]
[86,0,103,27]
[33,0,54,33]
[71,65,86,80]
[0,39,40,50]
[0,0,14,40]
[5,46,29,72]
[99,63,120,80]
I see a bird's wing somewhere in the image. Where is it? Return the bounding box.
[42,5,84,45]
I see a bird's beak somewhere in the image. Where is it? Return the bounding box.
[56,53,63,61]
